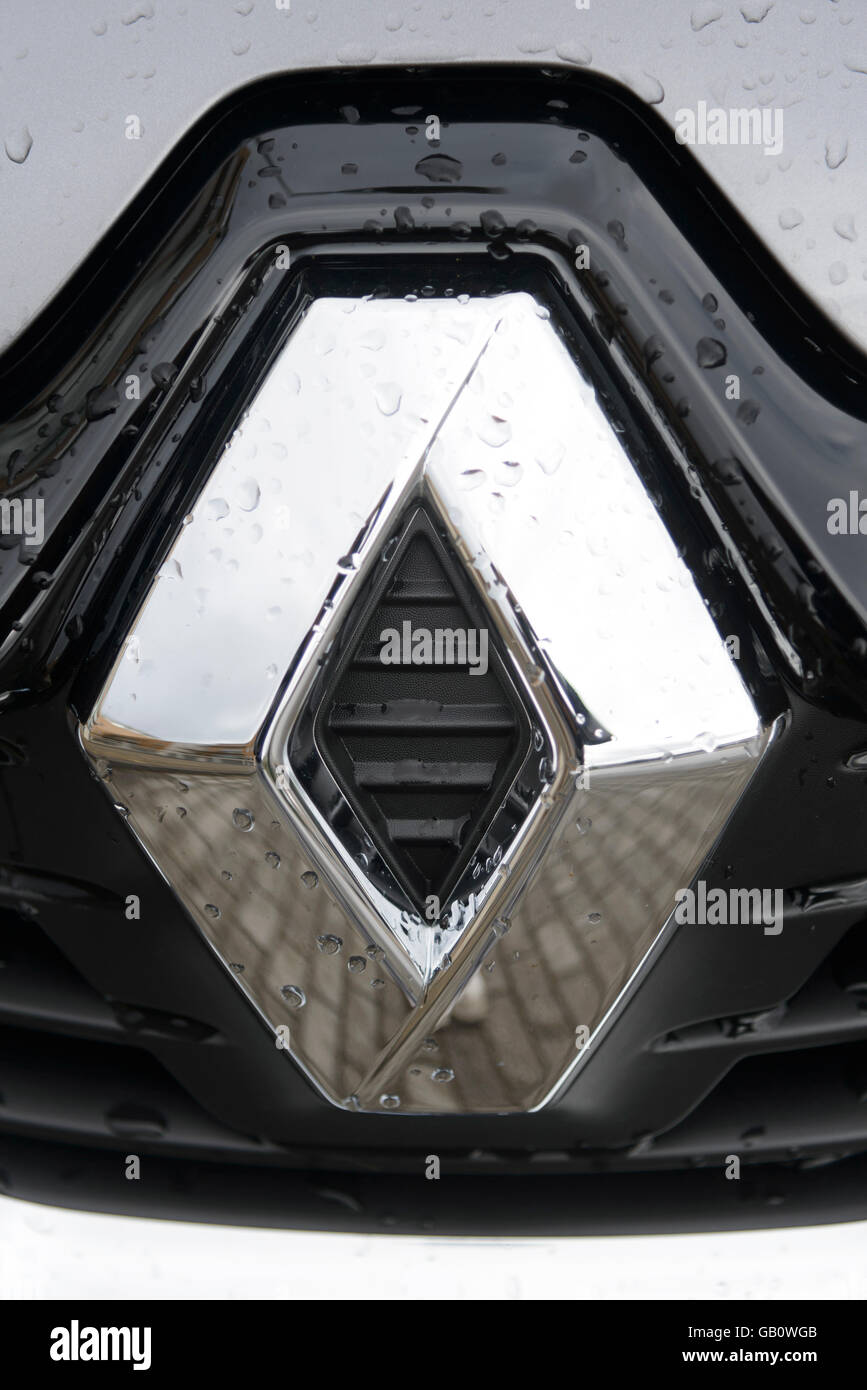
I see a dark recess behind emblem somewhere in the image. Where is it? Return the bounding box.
[313,506,533,914]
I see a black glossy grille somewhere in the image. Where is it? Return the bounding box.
[0,910,275,1162]
[640,917,867,1167]
[314,506,532,913]
[5,906,867,1208]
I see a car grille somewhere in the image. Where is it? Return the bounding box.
[3,68,867,1230]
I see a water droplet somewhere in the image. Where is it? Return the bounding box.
[696,338,727,368]
[221,870,233,882]
[535,440,564,475]
[151,361,178,389]
[414,153,463,183]
[265,851,280,868]
[232,808,255,831]
[4,126,33,164]
[480,209,506,237]
[317,934,342,954]
[379,1094,400,1109]
[374,382,402,416]
[576,817,592,835]
[204,903,220,918]
[85,385,119,421]
[476,415,511,447]
[741,1124,765,1142]
[105,1103,165,1139]
[691,3,723,31]
[432,1067,454,1083]
[778,207,803,230]
[459,468,486,490]
[300,870,318,889]
[588,911,602,924]
[208,497,230,520]
[421,1037,438,1052]
[236,477,260,511]
[556,41,592,65]
[833,214,857,242]
[494,459,523,486]
[280,985,306,1008]
[348,955,366,973]
[621,70,664,104]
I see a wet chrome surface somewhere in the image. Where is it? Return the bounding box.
[82,293,770,1113]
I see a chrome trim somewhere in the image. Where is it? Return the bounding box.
[81,292,773,1114]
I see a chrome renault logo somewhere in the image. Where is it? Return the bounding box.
[80,292,771,1115]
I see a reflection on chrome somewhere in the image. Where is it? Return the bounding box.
[81,293,773,1114]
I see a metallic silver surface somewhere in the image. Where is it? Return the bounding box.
[81,292,770,1114]
[2,1,866,355]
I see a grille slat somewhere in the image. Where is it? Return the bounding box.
[383,577,455,603]
[347,647,477,669]
[386,816,469,846]
[654,961,867,1058]
[638,919,867,1166]
[0,1024,273,1160]
[647,1042,867,1163]
[354,758,496,789]
[329,701,516,734]
[0,913,219,1046]
[0,914,119,1041]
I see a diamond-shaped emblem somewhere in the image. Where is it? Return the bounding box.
[81,292,770,1114]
